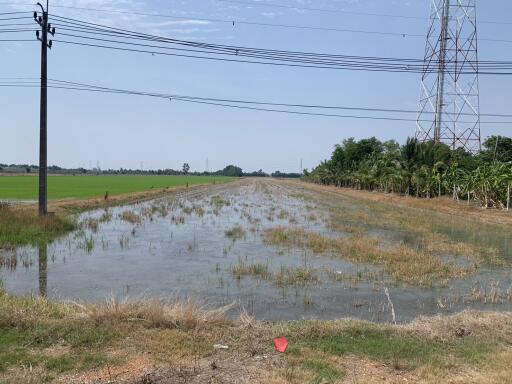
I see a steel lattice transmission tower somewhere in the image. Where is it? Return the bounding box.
[416,0,481,153]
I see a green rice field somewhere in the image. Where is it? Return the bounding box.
[0,175,232,200]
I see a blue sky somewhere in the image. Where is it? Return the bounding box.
[1,0,511,172]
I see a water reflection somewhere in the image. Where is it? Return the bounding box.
[38,243,47,297]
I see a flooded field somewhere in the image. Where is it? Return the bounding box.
[1,179,511,322]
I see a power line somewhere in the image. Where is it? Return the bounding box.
[50,15,512,66]
[41,16,512,72]
[39,4,425,38]
[4,12,511,74]
[3,3,512,45]
[0,28,38,32]
[217,0,512,26]
[43,78,512,118]
[0,16,32,20]
[3,2,512,26]
[0,11,32,15]
[1,78,512,123]
[20,3,512,42]
[218,0,427,20]
[52,39,466,74]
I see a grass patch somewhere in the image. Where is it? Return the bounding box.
[85,218,99,233]
[230,258,271,280]
[289,321,495,373]
[225,225,246,240]
[0,206,75,249]
[303,359,343,384]
[264,227,474,286]
[0,288,233,381]
[0,175,232,200]
[211,195,230,209]
[45,352,113,373]
[0,287,511,383]
[324,190,503,267]
[119,210,142,225]
[275,265,319,287]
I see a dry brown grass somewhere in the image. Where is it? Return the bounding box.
[1,288,512,384]
[326,198,493,267]
[85,218,99,233]
[443,348,512,384]
[81,296,234,329]
[119,210,142,225]
[401,310,512,342]
[0,289,71,327]
[293,180,512,228]
[264,227,475,286]
[264,227,333,253]
[270,180,508,270]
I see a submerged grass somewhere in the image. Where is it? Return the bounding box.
[225,224,246,241]
[229,258,318,287]
[211,195,230,209]
[0,206,75,249]
[264,227,474,286]
[119,210,142,225]
[230,258,271,280]
[275,265,319,287]
[285,181,508,273]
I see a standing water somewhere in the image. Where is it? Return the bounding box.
[1,179,511,322]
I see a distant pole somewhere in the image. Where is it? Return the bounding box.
[507,183,510,211]
[35,1,54,215]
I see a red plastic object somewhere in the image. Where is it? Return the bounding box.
[273,337,289,353]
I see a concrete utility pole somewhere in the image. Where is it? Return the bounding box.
[35,1,54,216]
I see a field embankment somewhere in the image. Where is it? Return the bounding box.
[296,180,512,228]
[0,289,511,384]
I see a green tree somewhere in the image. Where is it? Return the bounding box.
[222,165,243,177]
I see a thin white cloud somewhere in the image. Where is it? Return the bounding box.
[4,0,218,36]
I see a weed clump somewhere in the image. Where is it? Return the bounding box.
[98,210,112,223]
[263,227,473,286]
[86,218,99,233]
[171,215,185,225]
[211,195,230,209]
[225,225,246,241]
[119,210,142,225]
[0,206,75,249]
[275,266,319,287]
[230,258,271,280]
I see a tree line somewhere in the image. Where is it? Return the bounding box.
[305,136,512,210]
[0,163,302,179]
